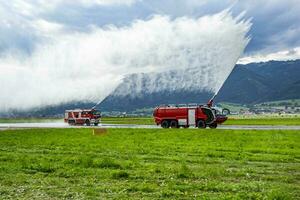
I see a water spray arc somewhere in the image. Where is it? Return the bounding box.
[0,10,251,112]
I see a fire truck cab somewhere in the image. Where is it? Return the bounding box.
[64,109,101,126]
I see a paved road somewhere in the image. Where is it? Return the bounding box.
[1,122,300,130]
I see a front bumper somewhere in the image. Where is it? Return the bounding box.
[90,119,100,123]
[215,115,228,124]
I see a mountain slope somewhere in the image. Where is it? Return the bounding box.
[101,59,300,111]
[216,66,274,103]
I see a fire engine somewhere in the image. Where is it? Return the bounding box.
[64,109,101,126]
[153,97,228,129]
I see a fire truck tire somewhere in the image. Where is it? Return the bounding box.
[222,108,230,115]
[68,119,75,125]
[85,119,90,126]
[202,108,215,124]
[197,120,206,129]
[170,120,179,128]
[161,120,170,128]
[209,122,218,129]
[94,123,99,126]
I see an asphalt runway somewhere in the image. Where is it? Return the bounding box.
[0,122,300,130]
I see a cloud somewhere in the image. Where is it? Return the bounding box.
[0,0,298,58]
[0,11,250,111]
[238,47,300,64]
[231,0,300,53]
[79,0,139,6]
[0,0,141,55]
[138,0,300,54]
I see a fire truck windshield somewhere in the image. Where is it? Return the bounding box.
[92,111,101,115]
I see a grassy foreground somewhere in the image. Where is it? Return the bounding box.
[0,128,299,199]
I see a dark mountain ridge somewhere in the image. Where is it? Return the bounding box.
[100,59,300,111]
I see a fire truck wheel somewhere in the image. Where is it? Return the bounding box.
[197,120,206,129]
[85,120,90,126]
[68,119,75,125]
[94,123,98,126]
[222,108,230,115]
[161,120,170,128]
[209,123,218,129]
[170,120,178,128]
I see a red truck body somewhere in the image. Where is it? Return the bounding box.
[64,109,101,126]
[153,102,228,129]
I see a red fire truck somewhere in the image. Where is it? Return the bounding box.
[64,109,101,126]
[153,98,228,129]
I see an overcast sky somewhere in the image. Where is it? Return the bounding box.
[0,0,300,62]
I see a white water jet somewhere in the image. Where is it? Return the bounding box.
[0,10,251,112]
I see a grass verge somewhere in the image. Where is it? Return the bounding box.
[224,117,300,126]
[102,116,300,126]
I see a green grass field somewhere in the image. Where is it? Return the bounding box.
[0,128,299,199]
[223,117,300,126]
[102,117,154,125]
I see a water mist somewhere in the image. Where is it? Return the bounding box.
[0,10,251,112]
